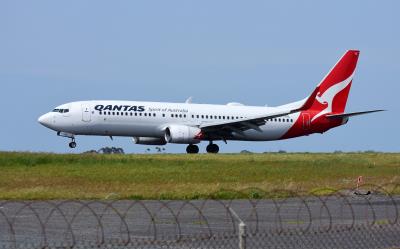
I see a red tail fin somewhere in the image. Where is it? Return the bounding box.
[282,50,361,139]
[309,50,360,121]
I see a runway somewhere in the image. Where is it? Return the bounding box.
[0,193,399,248]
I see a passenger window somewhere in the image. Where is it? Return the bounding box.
[153,113,156,117]
[192,115,194,118]
[201,115,204,119]
[219,116,221,119]
[179,114,182,118]
[184,114,186,118]
[162,114,165,117]
[210,116,213,119]
[99,111,102,115]
[223,116,225,119]
[139,113,142,116]
[214,116,217,119]
[206,115,208,119]
[227,116,230,120]
[196,115,199,118]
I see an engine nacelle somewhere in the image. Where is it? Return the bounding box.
[164,125,202,144]
[132,137,166,145]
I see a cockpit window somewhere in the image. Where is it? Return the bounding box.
[53,109,69,113]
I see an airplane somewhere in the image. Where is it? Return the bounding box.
[38,50,384,153]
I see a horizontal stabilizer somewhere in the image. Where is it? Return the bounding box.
[326,110,385,119]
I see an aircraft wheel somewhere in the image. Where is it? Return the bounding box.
[206,143,219,153]
[186,144,199,154]
[69,141,77,148]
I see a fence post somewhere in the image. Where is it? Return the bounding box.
[239,221,247,249]
[228,207,247,249]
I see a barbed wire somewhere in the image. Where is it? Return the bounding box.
[0,183,399,248]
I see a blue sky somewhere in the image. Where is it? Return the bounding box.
[0,1,399,153]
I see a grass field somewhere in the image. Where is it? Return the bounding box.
[0,152,399,200]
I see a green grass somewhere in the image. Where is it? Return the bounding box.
[0,152,399,200]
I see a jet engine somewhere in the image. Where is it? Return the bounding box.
[132,137,167,145]
[164,125,201,144]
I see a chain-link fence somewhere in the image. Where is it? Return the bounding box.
[0,183,400,248]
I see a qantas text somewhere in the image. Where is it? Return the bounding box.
[95,105,145,112]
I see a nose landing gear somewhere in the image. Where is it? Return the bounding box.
[69,140,77,148]
[57,131,77,149]
[186,144,199,154]
[206,142,219,153]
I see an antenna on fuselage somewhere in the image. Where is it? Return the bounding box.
[185,97,193,104]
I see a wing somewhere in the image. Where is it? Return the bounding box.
[199,86,320,137]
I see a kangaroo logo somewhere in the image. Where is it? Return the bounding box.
[311,72,354,122]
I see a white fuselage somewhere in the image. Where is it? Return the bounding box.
[38,100,298,142]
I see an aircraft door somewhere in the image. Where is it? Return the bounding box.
[81,103,91,122]
[302,113,310,130]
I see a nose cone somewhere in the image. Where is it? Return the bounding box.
[38,113,53,128]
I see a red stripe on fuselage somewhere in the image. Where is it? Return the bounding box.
[281,111,343,139]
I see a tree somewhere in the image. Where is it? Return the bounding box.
[98,147,125,154]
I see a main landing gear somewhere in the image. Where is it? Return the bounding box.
[186,144,199,154]
[186,142,220,154]
[206,142,219,153]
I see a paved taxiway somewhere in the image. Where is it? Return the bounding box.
[0,194,399,248]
